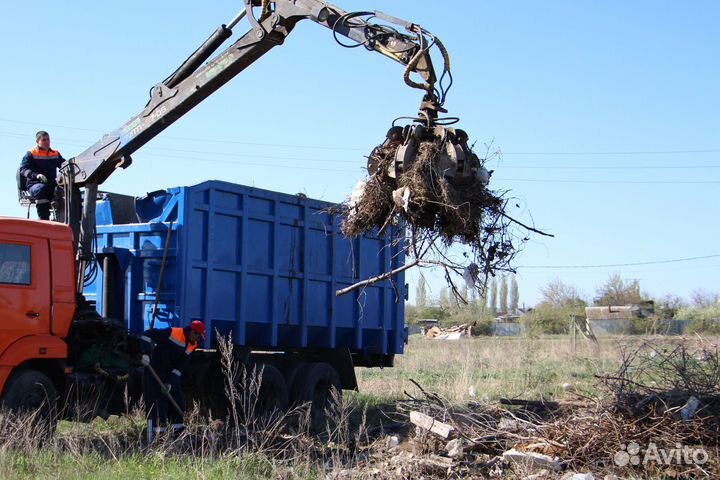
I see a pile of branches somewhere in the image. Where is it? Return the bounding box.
[539,403,717,476]
[542,338,720,476]
[381,340,720,477]
[600,338,720,419]
[343,142,503,245]
[340,138,543,299]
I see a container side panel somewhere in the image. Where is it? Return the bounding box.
[209,270,239,320]
[306,280,331,327]
[189,210,208,262]
[307,229,331,276]
[193,190,209,207]
[357,286,382,328]
[247,220,273,270]
[334,290,356,329]
[308,207,332,228]
[247,196,274,216]
[277,225,302,273]
[188,267,207,320]
[246,274,272,324]
[276,278,302,326]
[359,237,385,278]
[215,190,242,211]
[211,214,241,265]
[278,202,302,221]
[333,237,358,280]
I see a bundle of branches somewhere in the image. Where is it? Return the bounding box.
[340,138,543,298]
[536,337,720,475]
[539,403,718,476]
[344,141,503,243]
[397,376,719,476]
[599,338,720,420]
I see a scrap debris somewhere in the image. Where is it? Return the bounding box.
[339,126,550,299]
[599,339,720,420]
[342,130,506,246]
[409,411,455,439]
[326,339,719,478]
[424,322,479,340]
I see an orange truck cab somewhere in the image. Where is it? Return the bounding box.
[0,218,77,416]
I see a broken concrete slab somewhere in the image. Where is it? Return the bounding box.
[561,473,595,480]
[502,448,562,471]
[445,438,464,459]
[410,411,454,439]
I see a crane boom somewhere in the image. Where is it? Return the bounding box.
[62,0,452,291]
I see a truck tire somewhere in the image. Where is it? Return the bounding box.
[1,370,58,435]
[291,362,341,429]
[251,363,288,422]
[283,361,306,393]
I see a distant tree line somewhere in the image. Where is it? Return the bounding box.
[408,272,720,335]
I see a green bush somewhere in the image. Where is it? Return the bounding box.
[522,304,585,335]
[685,318,720,335]
[675,305,720,334]
[677,305,720,321]
[405,305,449,325]
[444,307,495,334]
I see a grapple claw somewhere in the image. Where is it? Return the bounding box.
[367,123,489,188]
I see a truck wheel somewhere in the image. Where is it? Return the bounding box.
[1,370,58,435]
[284,361,306,393]
[291,362,341,430]
[250,363,288,423]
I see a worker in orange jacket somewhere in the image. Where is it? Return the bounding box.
[19,131,65,220]
[140,320,206,440]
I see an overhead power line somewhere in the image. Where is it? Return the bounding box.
[11,131,720,170]
[495,178,720,184]
[4,120,720,183]
[0,131,363,167]
[519,254,720,270]
[0,118,367,151]
[5,130,720,182]
[501,149,720,156]
[497,165,720,170]
[1,117,719,156]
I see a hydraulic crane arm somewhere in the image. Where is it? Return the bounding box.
[63,0,453,291]
[67,1,442,188]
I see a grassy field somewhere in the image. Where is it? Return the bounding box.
[0,334,713,479]
[355,334,623,405]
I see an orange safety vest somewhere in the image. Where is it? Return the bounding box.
[29,147,62,161]
[168,327,197,355]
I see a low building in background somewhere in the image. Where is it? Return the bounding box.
[492,309,529,336]
[585,302,654,334]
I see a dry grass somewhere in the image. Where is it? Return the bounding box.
[348,335,719,479]
[355,335,623,404]
[0,334,717,479]
[0,336,374,479]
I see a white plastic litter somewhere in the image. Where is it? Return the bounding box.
[463,263,479,289]
[392,186,411,213]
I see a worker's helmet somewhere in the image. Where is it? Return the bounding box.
[189,320,206,339]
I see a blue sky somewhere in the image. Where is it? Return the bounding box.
[1,1,718,305]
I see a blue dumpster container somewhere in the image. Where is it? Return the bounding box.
[86,180,405,360]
